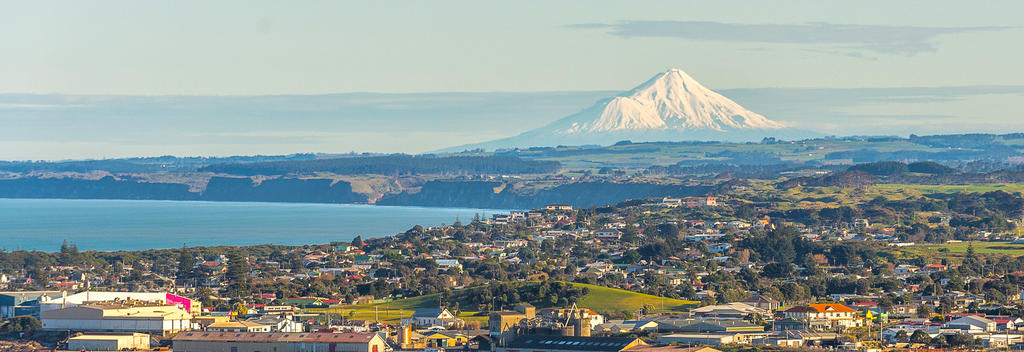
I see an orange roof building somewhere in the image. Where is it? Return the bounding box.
[783,303,859,329]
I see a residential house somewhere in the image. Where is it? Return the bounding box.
[782,304,859,330]
[278,297,324,308]
[890,304,918,316]
[707,243,732,253]
[546,204,573,211]
[661,198,683,208]
[683,234,725,242]
[402,308,460,328]
[990,317,1019,331]
[741,295,781,312]
[246,315,304,332]
[595,230,623,240]
[894,265,920,275]
[435,259,463,270]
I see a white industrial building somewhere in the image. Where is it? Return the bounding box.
[68,333,151,351]
[41,303,193,336]
[40,291,200,313]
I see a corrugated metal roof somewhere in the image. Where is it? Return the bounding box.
[173,332,375,343]
[505,335,640,352]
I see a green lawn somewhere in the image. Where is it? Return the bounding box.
[307,282,698,324]
[901,241,1024,262]
[734,182,1024,211]
[917,240,1024,254]
[874,183,1024,196]
[573,282,699,314]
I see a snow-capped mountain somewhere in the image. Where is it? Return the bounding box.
[557,68,783,133]
[444,68,816,151]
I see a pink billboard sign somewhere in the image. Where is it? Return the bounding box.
[166,293,193,312]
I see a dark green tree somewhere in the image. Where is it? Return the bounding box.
[226,252,250,297]
[177,245,196,284]
[0,316,41,333]
[894,330,909,343]
[909,330,930,344]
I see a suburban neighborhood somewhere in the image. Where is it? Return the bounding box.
[4,189,1024,352]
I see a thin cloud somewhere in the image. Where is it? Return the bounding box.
[569,21,1012,55]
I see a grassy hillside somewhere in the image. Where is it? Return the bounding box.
[308,293,451,323]
[901,241,1024,261]
[730,181,1024,211]
[573,282,698,315]
[521,139,946,169]
[874,183,1024,195]
[307,282,699,324]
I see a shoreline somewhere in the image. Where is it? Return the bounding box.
[0,198,509,253]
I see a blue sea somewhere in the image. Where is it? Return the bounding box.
[0,198,503,252]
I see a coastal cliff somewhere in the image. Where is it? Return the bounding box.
[0,176,366,204]
[376,180,710,208]
[0,176,704,208]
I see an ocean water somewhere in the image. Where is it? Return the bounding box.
[0,198,503,252]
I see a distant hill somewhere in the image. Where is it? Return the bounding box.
[198,155,561,176]
[5,133,1024,209]
[0,154,318,173]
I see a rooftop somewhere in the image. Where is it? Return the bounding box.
[70,333,150,340]
[173,332,377,343]
[505,335,643,352]
[785,304,856,314]
[208,321,269,328]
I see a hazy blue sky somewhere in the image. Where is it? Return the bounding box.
[4,1,1022,94]
[2,1,1023,159]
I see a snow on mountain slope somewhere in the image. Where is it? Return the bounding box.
[553,68,783,134]
[441,68,815,151]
